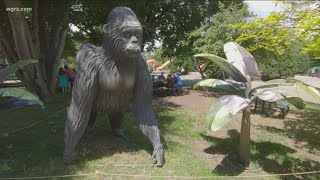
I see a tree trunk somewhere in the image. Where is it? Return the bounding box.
[44,0,69,95]
[0,50,4,64]
[1,0,69,102]
[3,0,52,101]
[239,77,251,166]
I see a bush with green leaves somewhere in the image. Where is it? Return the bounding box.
[193,42,320,165]
[254,41,311,80]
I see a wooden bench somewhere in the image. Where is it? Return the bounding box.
[182,86,191,95]
[252,98,290,119]
[272,101,290,119]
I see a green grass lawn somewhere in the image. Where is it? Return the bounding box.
[0,94,212,179]
[1,93,320,179]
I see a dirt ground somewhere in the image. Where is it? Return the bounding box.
[152,90,216,114]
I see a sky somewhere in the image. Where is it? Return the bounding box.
[246,0,285,17]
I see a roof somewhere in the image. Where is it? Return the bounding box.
[311,66,320,70]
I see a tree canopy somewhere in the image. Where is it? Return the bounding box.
[0,0,245,100]
[1,0,317,100]
[167,2,250,78]
[233,1,318,79]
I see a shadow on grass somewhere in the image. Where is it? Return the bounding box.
[152,96,182,109]
[200,130,244,176]
[255,102,320,154]
[284,103,320,153]
[70,118,169,173]
[0,93,184,178]
[201,129,320,179]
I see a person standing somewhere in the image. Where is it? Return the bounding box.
[157,72,166,88]
[173,72,183,95]
[58,68,69,93]
[64,65,75,90]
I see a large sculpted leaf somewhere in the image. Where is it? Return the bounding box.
[193,79,239,90]
[0,59,38,83]
[285,97,306,110]
[254,89,283,102]
[254,90,306,110]
[193,79,245,96]
[206,95,249,131]
[251,78,320,103]
[224,42,260,77]
[0,88,44,108]
[194,54,247,83]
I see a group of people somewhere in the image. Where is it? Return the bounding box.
[57,65,75,93]
[153,72,183,95]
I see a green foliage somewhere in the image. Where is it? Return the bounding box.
[63,1,247,75]
[233,1,318,78]
[62,33,81,68]
[147,46,168,63]
[169,56,195,74]
[191,3,252,56]
[65,0,245,71]
[179,3,251,78]
[69,0,245,50]
[278,1,320,55]
[159,1,244,57]
[259,50,310,79]
[234,13,291,55]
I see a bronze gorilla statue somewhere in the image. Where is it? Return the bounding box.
[63,6,164,166]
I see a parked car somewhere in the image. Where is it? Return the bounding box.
[309,66,320,77]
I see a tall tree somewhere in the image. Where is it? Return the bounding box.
[0,49,5,66]
[69,0,245,54]
[234,1,317,79]
[0,0,245,101]
[0,0,69,101]
[176,2,251,78]
[277,0,320,56]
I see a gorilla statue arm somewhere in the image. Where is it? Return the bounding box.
[64,45,99,164]
[133,57,164,166]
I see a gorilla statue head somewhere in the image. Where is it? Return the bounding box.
[103,7,143,59]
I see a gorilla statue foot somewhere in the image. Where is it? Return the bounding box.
[63,151,74,165]
[112,128,124,137]
[85,123,96,134]
[152,144,164,167]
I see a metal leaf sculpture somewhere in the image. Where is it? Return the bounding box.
[0,59,38,84]
[194,53,247,83]
[224,42,260,77]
